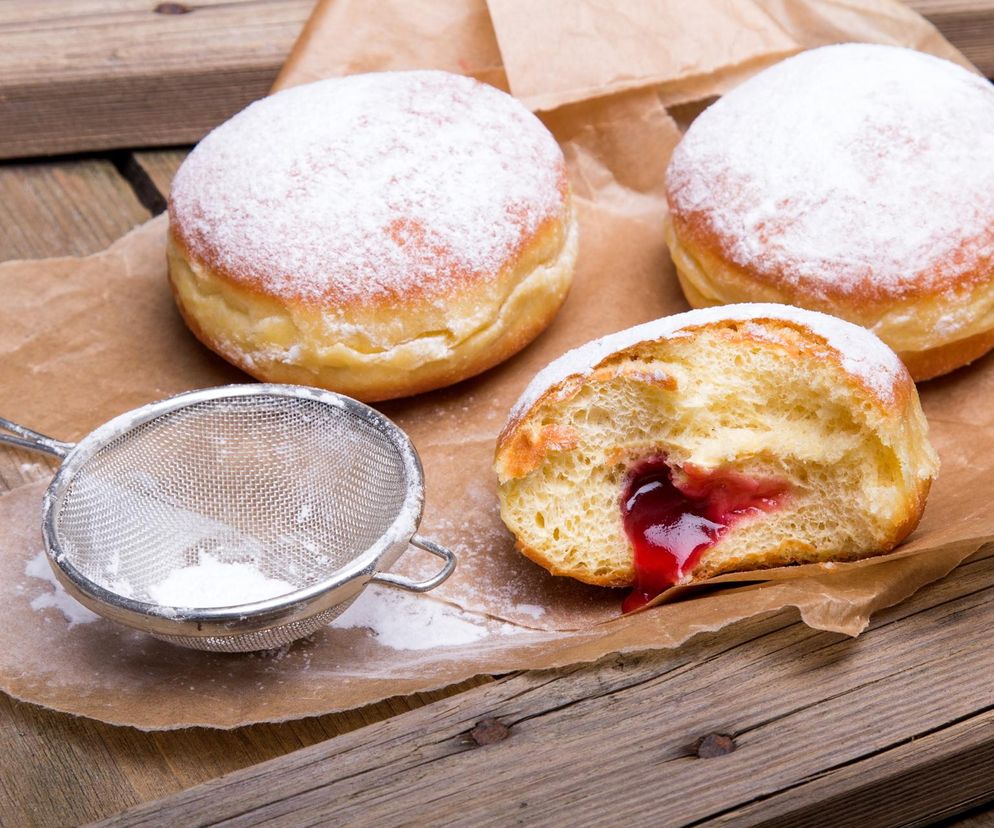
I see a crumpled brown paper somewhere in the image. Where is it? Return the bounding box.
[0,0,989,729]
[484,0,975,110]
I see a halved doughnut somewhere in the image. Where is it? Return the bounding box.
[495,304,938,608]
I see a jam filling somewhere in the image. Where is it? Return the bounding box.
[620,457,787,613]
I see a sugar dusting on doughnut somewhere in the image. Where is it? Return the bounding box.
[666,44,994,300]
[509,303,907,425]
[170,71,567,305]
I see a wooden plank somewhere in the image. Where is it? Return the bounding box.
[0,1,314,159]
[0,7,992,823]
[710,708,994,827]
[0,679,489,827]
[909,0,994,76]
[0,1,991,160]
[0,158,149,259]
[95,546,994,828]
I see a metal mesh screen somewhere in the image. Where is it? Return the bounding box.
[151,599,359,653]
[53,394,408,606]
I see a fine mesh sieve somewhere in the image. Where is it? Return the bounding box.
[0,384,456,652]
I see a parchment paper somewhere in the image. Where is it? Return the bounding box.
[1,0,991,729]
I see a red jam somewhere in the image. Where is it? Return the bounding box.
[620,458,787,613]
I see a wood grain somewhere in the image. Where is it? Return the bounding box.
[715,707,994,827]
[0,158,149,259]
[0,679,489,828]
[0,1,991,160]
[0,0,314,159]
[910,0,994,74]
[96,546,994,828]
[3,5,994,824]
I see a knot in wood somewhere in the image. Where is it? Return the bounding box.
[154,3,191,14]
[694,732,735,759]
[469,717,510,746]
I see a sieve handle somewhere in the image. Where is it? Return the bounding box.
[372,534,457,593]
[0,417,73,459]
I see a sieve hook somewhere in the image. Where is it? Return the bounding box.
[0,417,73,459]
[371,534,457,593]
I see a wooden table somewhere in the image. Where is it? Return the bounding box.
[3,2,994,826]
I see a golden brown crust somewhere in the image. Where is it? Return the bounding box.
[167,71,578,401]
[667,208,994,305]
[664,210,994,381]
[167,199,578,402]
[498,422,580,481]
[512,539,631,588]
[505,459,933,591]
[662,45,994,319]
[521,470,928,590]
[684,475,932,583]
[168,71,573,313]
[495,317,912,475]
[898,328,994,382]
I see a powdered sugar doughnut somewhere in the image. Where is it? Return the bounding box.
[664,44,994,381]
[168,70,577,400]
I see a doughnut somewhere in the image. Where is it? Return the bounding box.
[664,44,994,381]
[494,304,938,610]
[168,70,577,401]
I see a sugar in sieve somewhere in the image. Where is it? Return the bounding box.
[0,384,456,652]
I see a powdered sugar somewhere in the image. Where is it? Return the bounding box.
[512,603,547,620]
[330,584,523,650]
[146,553,297,608]
[667,44,994,298]
[171,70,566,304]
[24,550,99,628]
[509,303,906,422]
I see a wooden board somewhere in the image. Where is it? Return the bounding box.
[950,807,994,827]
[0,0,991,160]
[0,0,314,159]
[914,0,994,74]
[0,158,148,259]
[0,677,489,827]
[96,544,994,828]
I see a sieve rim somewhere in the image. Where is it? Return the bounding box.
[40,384,425,632]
